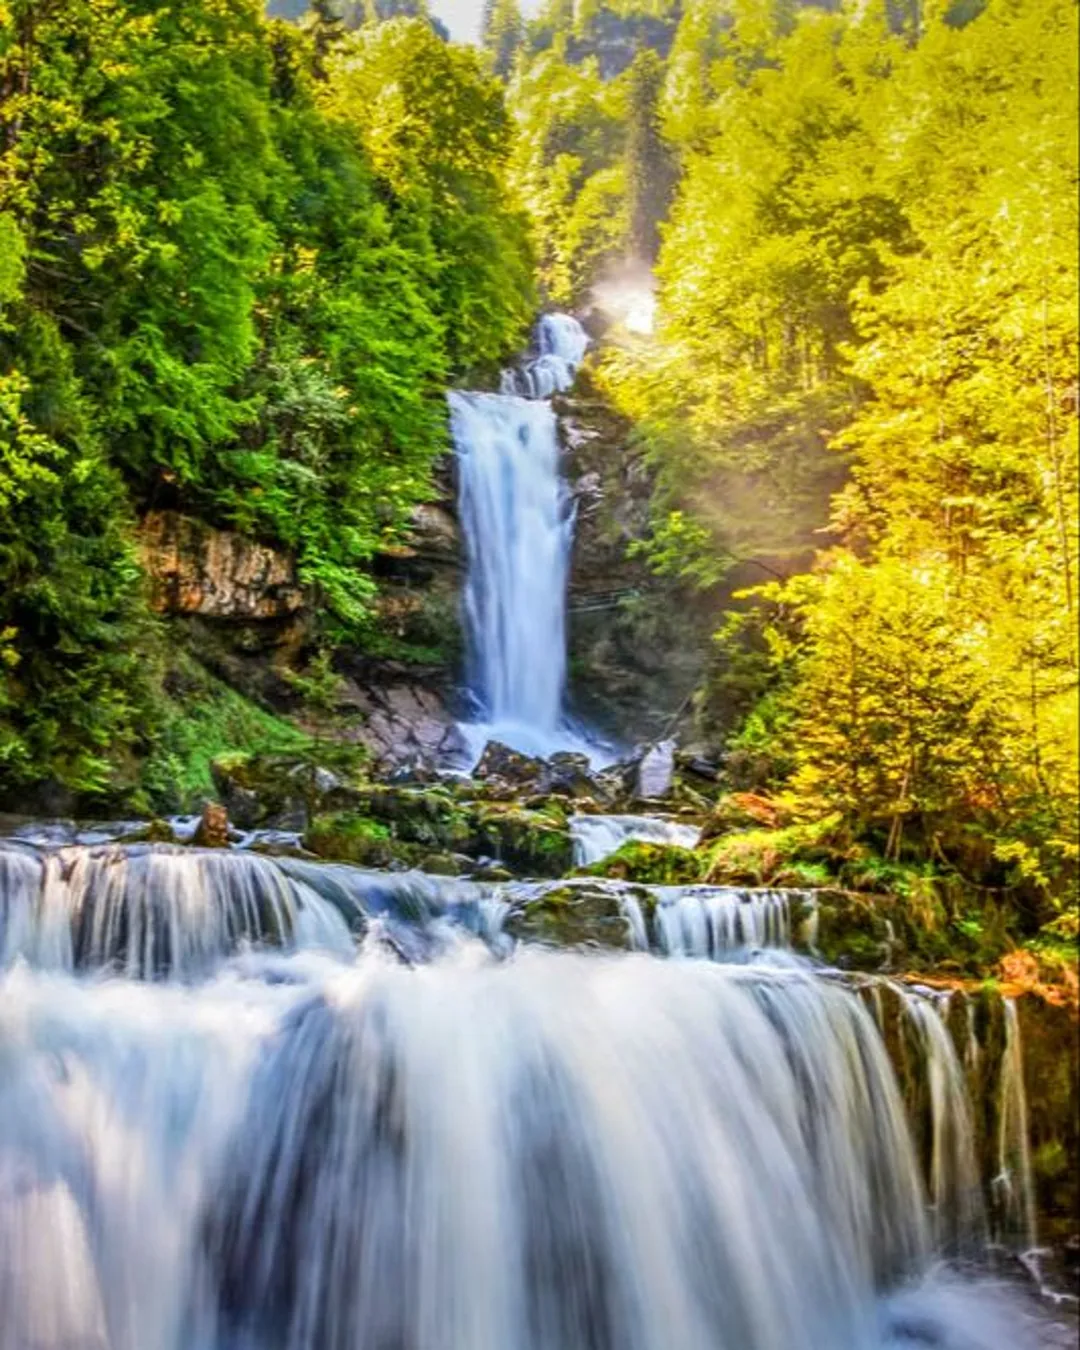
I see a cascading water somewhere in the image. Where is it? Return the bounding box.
[1,302,1070,1347]
[571,813,702,865]
[450,313,597,760]
[0,838,1069,1349]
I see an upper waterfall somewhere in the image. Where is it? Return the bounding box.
[450,313,597,760]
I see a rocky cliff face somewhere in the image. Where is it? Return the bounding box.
[139,511,305,620]
[557,379,717,745]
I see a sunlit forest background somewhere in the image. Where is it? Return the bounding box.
[1,0,1076,959]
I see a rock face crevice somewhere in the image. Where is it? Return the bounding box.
[556,382,716,744]
[139,511,305,621]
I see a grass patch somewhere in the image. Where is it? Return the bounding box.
[140,656,310,811]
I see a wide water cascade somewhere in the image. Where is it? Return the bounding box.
[0,839,1068,1350]
[450,313,598,761]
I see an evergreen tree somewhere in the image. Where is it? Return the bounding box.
[623,47,674,262]
[483,0,526,79]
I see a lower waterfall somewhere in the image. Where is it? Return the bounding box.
[0,841,1068,1350]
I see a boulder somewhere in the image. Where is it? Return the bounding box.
[540,752,596,799]
[636,739,676,800]
[579,840,703,886]
[474,741,547,788]
[471,803,574,878]
[504,879,646,949]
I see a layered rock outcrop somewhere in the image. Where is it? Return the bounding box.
[139,511,304,620]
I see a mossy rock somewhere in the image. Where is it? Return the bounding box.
[505,881,644,949]
[304,813,399,867]
[1015,992,1079,1252]
[471,803,573,878]
[351,786,473,851]
[808,888,898,970]
[579,840,704,885]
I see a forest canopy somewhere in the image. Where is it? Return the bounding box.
[0,0,534,797]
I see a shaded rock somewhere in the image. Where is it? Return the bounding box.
[540,752,595,799]
[210,755,311,831]
[1015,992,1079,1256]
[474,741,546,788]
[471,803,573,879]
[347,787,473,852]
[407,502,460,560]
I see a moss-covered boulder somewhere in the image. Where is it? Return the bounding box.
[579,840,704,885]
[304,813,400,867]
[349,786,473,851]
[808,888,900,970]
[505,880,647,949]
[470,802,573,878]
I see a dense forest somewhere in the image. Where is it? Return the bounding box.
[1,0,1077,961]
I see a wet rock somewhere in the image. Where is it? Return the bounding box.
[504,879,644,949]
[210,755,310,831]
[119,818,177,845]
[471,803,573,879]
[193,802,230,849]
[474,741,547,788]
[1015,993,1080,1255]
[580,840,704,885]
[636,739,676,800]
[540,752,595,799]
[676,752,720,783]
[808,888,898,970]
[344,787,473,852]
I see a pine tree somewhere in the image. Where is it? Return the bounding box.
[624,47,675,263]
[482,0,525,79]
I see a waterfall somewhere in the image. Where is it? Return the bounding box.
[0,841,508,977]
[0,840,1066,1349]
[450,313,595,760]
[571,813,702,865]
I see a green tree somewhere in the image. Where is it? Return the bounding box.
[483,0,525,78]
[623,46,674,262]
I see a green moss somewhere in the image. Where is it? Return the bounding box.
[580,840,703,885]
[505,882,640,949]
[304,813,398,866]
[140,656,310,812]
[472,803,573,878]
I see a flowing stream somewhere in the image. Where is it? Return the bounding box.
[0,310,1070,1349]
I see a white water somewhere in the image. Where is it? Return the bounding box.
[0,840,1067,1349]
[451,313,603,762]
[0,942,1056,1350]
[571,813,702,865]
